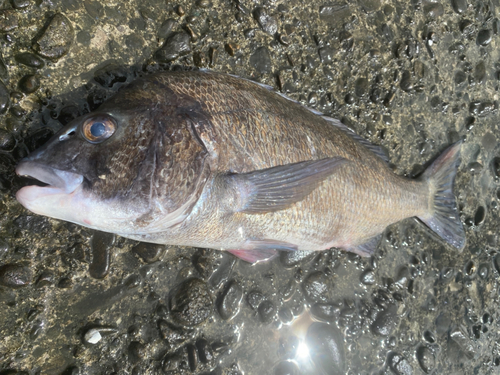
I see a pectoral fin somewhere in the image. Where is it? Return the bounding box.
[225,157,347,214]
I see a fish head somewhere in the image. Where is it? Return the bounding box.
[16,74,210,234]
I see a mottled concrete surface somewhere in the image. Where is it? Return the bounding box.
[0,0,499,374]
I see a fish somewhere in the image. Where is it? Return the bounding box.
[15,70,466,263]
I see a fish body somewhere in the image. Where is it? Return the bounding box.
[16,71,465,261]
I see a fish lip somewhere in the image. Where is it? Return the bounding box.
[15,161,84,194]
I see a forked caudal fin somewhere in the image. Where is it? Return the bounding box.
[418,141,466,250]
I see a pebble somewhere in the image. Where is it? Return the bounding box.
[158,18,176,39]
[246,290,265,310]
[302,271,334,303]
[274,360,300,375]
[157,319,188,347]
[354,77,369,97]
[128,341,146,364]
[253,7,278,35]
[0,80,10,114]
[18,75,40,94]
[423,2,444,18]
[306,322,345,375]
[196,338,214,363]
[477,29,492,46]
[454,70,466,85]
[371,304,399,336]
[0,56,7,80]
[474,206,486,226]
[449,326,475,359]
[131,242,164,263]
[0,263,32,288]
[388,352,414,375]
[155,32,191,62]
[451,0,468,13]
[249,46,272,74]
[360,269,376,285]
[0,10,18,32]
[318,47,335,65]
[14,52,45,68]
[258,300,276,323]
[469,101,495,117]
[83,326,117,345]
[0,129,15,151]
[217,280,243,320]
[319,4,350,24]
[278,306,294,324]
[32,13,74,60]
[89,231,115,279]
[491,157,500,179]
[12,0,31,9]
[280,250,315,268]
[169,278,213,327]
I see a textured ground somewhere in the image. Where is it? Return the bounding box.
[1,0,500,374]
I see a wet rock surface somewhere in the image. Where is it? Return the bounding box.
[0,0,499,374]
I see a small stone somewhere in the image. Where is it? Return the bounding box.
[360,269,376,285]
[15,52,45,69]
[11,0,31,9]
[196,338,214,363]
[246,290,265,310]
[128,341,146,364]
[253,7,278,35]
[278,306,294,324]
[258,300,276,323]
[89,231,115,279]
[306,323,345,374]
[0,56,7,80]
[389,352,414,375]
[417,346,435,373]
[0,263,32,288]
[423,2,444,18]
[371,304,399,336]
[83,326,117,345]
[169,278,213,327]
[132,242,164,263]
[250,46,272,74]
[155,32,191,62]
[451,0,467,13]
[33,13,74,60]
[0,129,15,151]
[354,77,369,97]
[225,42,239,57]
[454,71,467,85]
[158,18,176,39]
[318,47,335,64]
[0,80,10,114]
[0,10,18,32]
[217,280,243,320]
[303,271,334,303]
[477,29,492,46]
[18,74,40,94]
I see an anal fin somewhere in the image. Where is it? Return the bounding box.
[348,234,382,257]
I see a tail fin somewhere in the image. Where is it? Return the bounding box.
[418,141,466,251]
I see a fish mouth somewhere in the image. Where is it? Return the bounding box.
[15,161,84,201]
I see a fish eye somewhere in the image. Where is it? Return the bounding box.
[82,116,116,144]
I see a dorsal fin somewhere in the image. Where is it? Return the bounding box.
[321,116,390,164]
